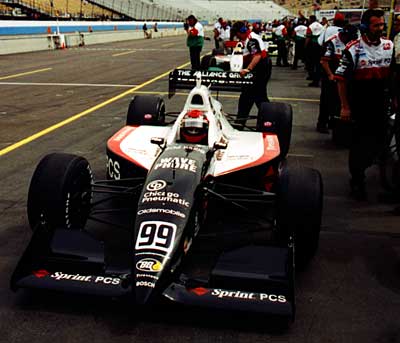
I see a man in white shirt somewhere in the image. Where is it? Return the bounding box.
[292,21,307,69]
[305,15,323,86]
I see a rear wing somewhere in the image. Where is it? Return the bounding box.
[168,69,254,98]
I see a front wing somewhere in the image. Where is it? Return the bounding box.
[11,188,294,319]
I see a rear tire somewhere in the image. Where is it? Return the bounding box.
[276,166,323,268]
[126,95,165,126]
[200,54,213,70]
[212,48,224,56]
[27,153,93,231]
[257,102,293,159]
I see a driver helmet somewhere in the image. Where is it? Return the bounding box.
[180,109,209,144]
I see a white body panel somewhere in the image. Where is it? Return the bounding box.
[108,79,280,176]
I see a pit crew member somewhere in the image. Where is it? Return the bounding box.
[336,9,394,199]
[186,15,204,70]
[232,21,270,127]
[316,24,358,133]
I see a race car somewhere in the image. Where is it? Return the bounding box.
[11,69,322,324]
[200,41,245,72]
[261,32,278,56]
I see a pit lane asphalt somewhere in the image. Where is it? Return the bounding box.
[0,35,399,342]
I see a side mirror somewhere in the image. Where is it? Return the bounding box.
[151,137,166,149]
[213,141,227,150]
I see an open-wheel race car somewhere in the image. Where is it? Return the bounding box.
[11,69,323,324]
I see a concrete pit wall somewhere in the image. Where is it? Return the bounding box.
[0,28,186,55]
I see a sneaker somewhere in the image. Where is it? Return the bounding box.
[350,179,367,201]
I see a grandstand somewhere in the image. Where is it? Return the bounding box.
[282,0,396,13]
[0,0,397,21]
[0,0,116,19]
[89,0,190,21]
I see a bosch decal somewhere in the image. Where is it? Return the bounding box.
[136,280,155,288]
[154,157,197,173]
[136,258,163,272]
[135,221,177,255]
[137,208,186,218]
[146,180,167,191]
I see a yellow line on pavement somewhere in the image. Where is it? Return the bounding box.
[112,50,136,57]
[0,62,190,157]
[0,67,52,81]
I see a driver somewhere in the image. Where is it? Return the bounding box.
[180,109,209,144]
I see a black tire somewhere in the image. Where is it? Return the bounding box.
[212,48,224,56]
[27,153,93,231]
[257,102,293,159]
[126,95,165,126]
[200,54,213,70]
[276,166,323,268]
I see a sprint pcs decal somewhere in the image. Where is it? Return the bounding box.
[135,221,177,256]
[154,157,197,173]
[32,270,122,285]
[189,287,287,303]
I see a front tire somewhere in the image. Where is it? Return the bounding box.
[276,166,323,268]
[27,153,93,231]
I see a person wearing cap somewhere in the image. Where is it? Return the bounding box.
[316,24,358,133]
[305,15,324,86]
[335,9,394,200]
[186,15,204,70]
[231,21,270,127]
[318,12,346,46]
